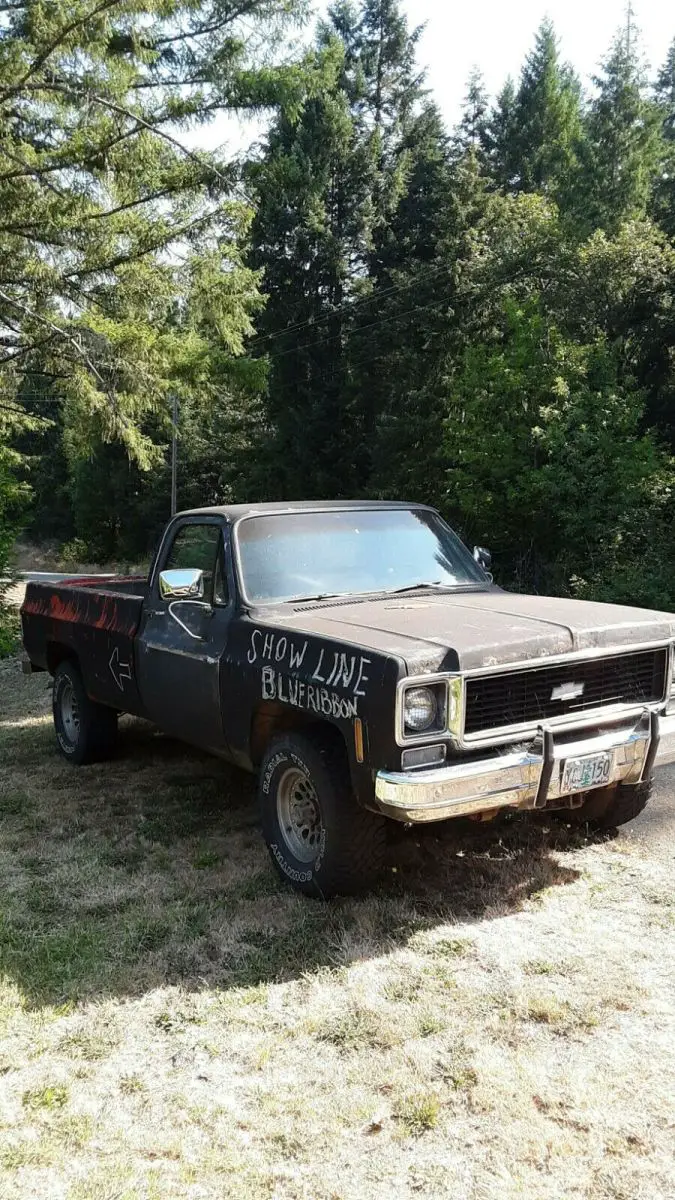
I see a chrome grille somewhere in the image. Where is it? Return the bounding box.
[464,648,668,737]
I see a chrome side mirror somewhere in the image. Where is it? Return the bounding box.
[473,546,492,572]
[159,568,204,600]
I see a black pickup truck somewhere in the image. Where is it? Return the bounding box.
[21,501,675,896]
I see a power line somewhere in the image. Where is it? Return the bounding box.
[247,259,452,353]
[262,291,453,366]
[3,290,453,405]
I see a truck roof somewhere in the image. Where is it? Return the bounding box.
[176,500,434,522]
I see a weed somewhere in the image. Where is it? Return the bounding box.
[192,849,221,870]
[22,1082,69,1110]
[428,936,473,958]
[395,1091,441,1136]
[524,959,556,976]
[315,1004,400,1051]
[417,1011,445,1037]
[119,1073,146,1095]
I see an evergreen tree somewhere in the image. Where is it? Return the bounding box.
[0,0,306,460]
[579,23,661,231]
[652,39,675,236]
[248,0,429,499]
[509,19,582,198]
[482,77,518,189]
[352,102,454,497]
[454,68,489,156]
[247,41,374,498]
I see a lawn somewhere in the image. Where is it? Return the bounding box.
[0,656,674,1199]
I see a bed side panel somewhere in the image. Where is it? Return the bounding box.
[21,583,145,714]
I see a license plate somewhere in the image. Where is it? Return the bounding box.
[562,752,613,794]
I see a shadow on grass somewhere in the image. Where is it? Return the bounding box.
[0,716,589,1009]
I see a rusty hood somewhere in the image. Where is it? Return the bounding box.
[276,590,675,673]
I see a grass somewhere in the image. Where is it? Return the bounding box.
[22,1084,69,1110]
[1,651,675,1198]
[394,1091,441,1136]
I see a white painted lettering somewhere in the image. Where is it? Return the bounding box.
[289,640,308,670]
[248,629,261,665]
[312,648,327,683]
[354,657,371,697]
[335,653,356,689]
[261,666,276,700]
[325,652,340,687]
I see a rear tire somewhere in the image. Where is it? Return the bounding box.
[558,778,652,831]
[53,661,118,765]
[258,731,386,898]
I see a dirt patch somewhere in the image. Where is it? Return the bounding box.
[1,661,674,1198]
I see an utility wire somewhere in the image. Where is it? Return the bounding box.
[260,292,453,365]
[247,259,452,352]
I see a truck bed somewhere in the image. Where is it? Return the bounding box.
[21,576,148,714]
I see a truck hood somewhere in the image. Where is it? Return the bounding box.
[277,590,675,673]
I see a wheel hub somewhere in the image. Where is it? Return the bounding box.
[60,680,80,744]
[277,767,323,863]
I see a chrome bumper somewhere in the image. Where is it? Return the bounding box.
[375,709,675,824]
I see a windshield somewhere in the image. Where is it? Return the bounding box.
[235,508,487,604]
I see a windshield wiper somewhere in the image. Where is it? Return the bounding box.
[386,581,451,595]
[290,591,350,603]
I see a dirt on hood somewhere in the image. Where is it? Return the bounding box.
[277,589,675,673]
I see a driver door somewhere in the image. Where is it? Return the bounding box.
[136,516,234,751]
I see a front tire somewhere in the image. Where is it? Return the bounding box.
[558,778,652,831]
[53,661,118,765]
[258,732,386,898]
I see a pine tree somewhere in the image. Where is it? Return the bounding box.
[247,40,373,498]
[454,68,489,156]
[0,0,306,463]
[248,0,430,499]
[579,22,661,231]
[483,77,518,189]
[509,19,582,198]
[352,103,454,497]
[652,39,675,236]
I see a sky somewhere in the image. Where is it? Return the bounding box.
[191,0,675,153]
[402,0,674,123]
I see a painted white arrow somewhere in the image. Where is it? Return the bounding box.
[109,646,132,691]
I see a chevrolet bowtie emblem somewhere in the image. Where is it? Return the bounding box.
[550,681,585,702]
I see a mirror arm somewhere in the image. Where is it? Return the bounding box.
[168,599,212,640]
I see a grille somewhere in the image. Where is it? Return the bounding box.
[464,648,668,737]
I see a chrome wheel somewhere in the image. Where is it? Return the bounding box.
[60,680,80,745]
[276,767,323,862]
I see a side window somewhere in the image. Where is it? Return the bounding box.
[163,524,228,605]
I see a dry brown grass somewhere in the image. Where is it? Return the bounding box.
[1,656,674,1199]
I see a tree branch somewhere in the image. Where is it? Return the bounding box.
[0,287,109,390]
[6,82,230,186]
[152,1,261,47]
[9,0,126,96]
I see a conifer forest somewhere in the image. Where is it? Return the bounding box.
[2,1,675,650]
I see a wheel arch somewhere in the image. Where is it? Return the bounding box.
[250,700,350,769]
[46,641,79,676]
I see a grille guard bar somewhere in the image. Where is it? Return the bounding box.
[375,708,675,824]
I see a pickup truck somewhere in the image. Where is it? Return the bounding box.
[21,501,675,897]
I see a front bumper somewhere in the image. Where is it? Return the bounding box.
[374,709,675,823]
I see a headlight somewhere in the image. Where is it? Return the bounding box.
[404,686,439,732]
